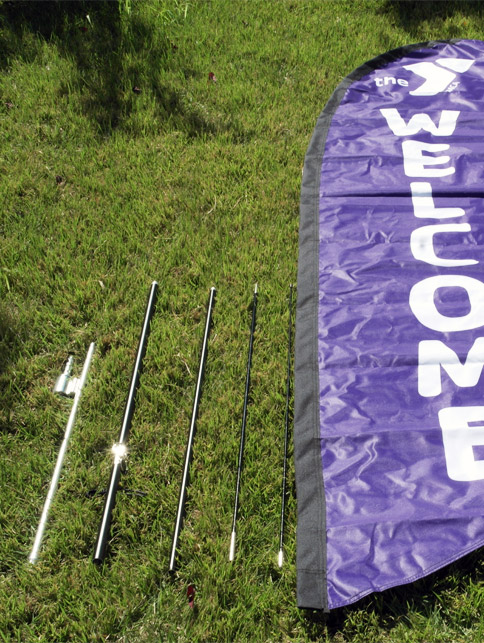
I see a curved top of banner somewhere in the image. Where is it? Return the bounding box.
[295,39,484,611]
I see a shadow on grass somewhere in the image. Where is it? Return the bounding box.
[381,0,484,37]
[302,548,484,640]
[0,301,22,433]
[0,0,221,136]
[0,301,21,373]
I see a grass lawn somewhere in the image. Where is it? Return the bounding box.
[2,0,484,640]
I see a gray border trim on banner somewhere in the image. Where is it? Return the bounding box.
[294,39,458,611]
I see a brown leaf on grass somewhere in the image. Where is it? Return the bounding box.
[187,585,196,609]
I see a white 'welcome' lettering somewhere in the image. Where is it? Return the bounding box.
[419,338,484,397]
[380,109,460,136]
[381,103,484,481]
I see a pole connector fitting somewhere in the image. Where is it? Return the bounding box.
[54,356,81,397]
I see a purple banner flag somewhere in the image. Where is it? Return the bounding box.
[295,40,484,611]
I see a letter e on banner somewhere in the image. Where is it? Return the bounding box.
[439,406,484,481]
[403,141,454,178]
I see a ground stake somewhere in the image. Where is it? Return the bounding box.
[229,284,258,561]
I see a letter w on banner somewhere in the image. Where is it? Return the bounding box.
[295,39,484,611]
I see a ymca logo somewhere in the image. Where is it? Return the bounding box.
[374,57,474,95]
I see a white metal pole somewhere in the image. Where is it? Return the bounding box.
[29,342,95,564]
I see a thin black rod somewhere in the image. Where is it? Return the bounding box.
[229,283,258,561]
[93,281,158,564]
[169,287,216,572]
[278,284,294,567]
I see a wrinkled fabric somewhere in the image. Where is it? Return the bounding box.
[295,40,484,610]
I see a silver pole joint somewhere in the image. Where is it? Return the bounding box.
[53,356,80,397]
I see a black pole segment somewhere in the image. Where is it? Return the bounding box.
[93,280,158,564]
[278,284,294,567]
[169,287,216,572]
[229,283,258,561]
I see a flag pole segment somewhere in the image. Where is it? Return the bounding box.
[169,287,216,572]
[93,281,158,564]
[29,342,95,564]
